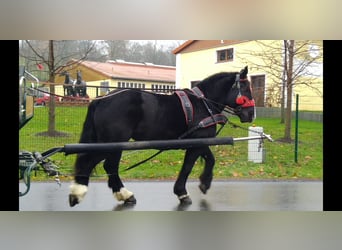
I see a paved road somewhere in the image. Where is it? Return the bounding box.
[19,180,322,211]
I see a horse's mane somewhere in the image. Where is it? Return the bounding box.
[201,72,236,84]
[197,71,237,92]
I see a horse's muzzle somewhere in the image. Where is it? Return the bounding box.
[238,106,255,123]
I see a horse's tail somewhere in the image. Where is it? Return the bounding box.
[79,101,98,143]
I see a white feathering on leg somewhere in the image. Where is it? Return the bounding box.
[69,182,88,203]
[114,187,133,201]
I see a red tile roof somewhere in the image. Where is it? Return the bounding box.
[172,40,196,54]
[78,60,175,83]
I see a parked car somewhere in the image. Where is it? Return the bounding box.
[34,93,60,106]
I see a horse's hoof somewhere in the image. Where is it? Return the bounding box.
[198,183,208,194]
[179,195,192,205]
[69,194,79,207]
[124,195,137,205]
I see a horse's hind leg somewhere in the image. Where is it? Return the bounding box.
[198,147,215,194]
[103,152,136,205]
[69,153,104,207]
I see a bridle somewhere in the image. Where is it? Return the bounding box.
[233,74,255,107]
[190,73,255,116]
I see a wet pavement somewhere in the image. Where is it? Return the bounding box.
[19,180,322,211]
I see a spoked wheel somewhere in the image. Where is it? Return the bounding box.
[19,151,38,196]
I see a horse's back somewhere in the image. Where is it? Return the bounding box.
[132,91,187,140]
[83,90,186,142]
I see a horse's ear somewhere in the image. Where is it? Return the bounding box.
[240,66,248,78]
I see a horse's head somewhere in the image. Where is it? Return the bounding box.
[76,70,82,81]
[226,66,255,123]
[59,71,69,77]
[59,71,74,84]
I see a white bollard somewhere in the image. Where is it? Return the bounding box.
[248,126,265,163]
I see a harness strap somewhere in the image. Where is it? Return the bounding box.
[192,86,217,129]
[198,114,227,128]
[175,87,228,135]
[175,90,194,126]
[178,114,227,139]
[191,86,204,98]
[124,88,229,171]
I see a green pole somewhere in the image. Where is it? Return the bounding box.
[295,94,299,163]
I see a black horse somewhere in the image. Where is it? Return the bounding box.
[75,70,87,97]
[60,71,76,96]
[69,66,255,207]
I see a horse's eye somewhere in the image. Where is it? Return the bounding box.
[235,106,242,114]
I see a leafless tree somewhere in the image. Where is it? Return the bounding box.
[104,40,130,61]
[104,40,180,66]
[238,40,323,141]
[20,40,97,136]
[20,40,183,136]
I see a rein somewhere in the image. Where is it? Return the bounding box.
[69,74,254,172]
[124,77,245,172]
[124,92,228,171]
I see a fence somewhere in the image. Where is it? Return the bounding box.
[254,107,323,123]
[19,87,323,180]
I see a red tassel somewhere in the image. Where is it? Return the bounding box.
[236,96,245,105]
[37,63,44,70]
[236,96,255,107]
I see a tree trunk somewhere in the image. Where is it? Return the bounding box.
[284,40,295,141]
[280,40,287,124]
[47,40,57,136]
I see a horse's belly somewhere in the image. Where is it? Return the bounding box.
[132,122,183,141]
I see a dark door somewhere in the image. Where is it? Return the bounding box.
[251,75,265,107]
[191,80,200,88]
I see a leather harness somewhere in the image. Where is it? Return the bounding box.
[175,86,227,139]
[124,73,254,171]
[175,90,194,126]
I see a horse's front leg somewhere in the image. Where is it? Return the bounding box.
[198,147,215,194]
[174,148,203,205]
[104,152,136,205]
[69,153,104,207]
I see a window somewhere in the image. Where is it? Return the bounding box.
[217,48,234,63]
[100,81,109,95]
[191,81,200,88]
